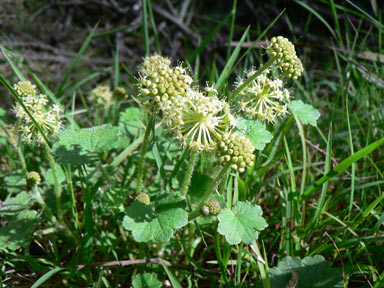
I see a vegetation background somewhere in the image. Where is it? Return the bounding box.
[0,0,383,287]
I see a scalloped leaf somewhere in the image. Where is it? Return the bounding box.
[52,124,119,164]
[117,107,143,147]
[123,194,188,242]
[217,201,268,245]
[290,100,320,127]
[270,255,344,288]
[0,209,39,251]
[0,191,35,215]
[132,273,162,288]
[234,117,273,150]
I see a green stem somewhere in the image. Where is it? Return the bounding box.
[33,186,78,243]
[251,243,271,288]
[180,151,198,197]
[136,114,154,194]
[16,146,27,173]
[45,143,63,222]
[66,165,80,230]
[97,162,114,186]
[188,163,230,221]
[230,55,278,101]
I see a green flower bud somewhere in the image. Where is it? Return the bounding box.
[218,133,255,173]
[207,199,221,215]
[27,171,41,188]
[266,36,303,79]
[135,192,150,205]
[113,87,128,101]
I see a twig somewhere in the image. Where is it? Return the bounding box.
[152,4,200,45]
[305,139,338,166]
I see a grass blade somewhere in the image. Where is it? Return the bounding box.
[160,260,183,288]
[31,267,64,288]
[214,26,249,93]
[187,12,232,63]
[301,137,384,201]
[56,21,99,98]
[311,123,332,225]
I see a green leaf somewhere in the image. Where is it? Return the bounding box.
[269,255,344,288]
[0,191,35,215]
[234,117,273,150]
[31,267,65,288]
[217,201,268,245]
[0,209,39,251]
[0,107,6,117]
[290,100,321,127]
[117,107,143,147]
[52,124,120,165]
[132,273,162,288]
[123,194,188,242]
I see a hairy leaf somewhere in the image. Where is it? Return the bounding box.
[0,191,35,215]
[52,124,119,164]
[123,194,188,242]
[118,107,143,147]
[217,201,268,244]
[234,117,273,150]
[132,273,162,288]
[0,210,39,251]
[270,255,344,288]
[290,100,320,127]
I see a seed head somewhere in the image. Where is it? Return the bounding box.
[218,132,255,173]
[266,36,304,79]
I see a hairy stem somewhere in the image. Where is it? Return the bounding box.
[45,143,63,222]
[180,151,199,197]
[136,114,154,194]
[230,55,278,101]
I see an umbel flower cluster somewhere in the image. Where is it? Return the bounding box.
[137,37,303,173]
[236,69,290,122]
[139,55,234,153]
[12,81,63,144]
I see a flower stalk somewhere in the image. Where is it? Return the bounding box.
[188,162,231,221]
[180,151,198,197]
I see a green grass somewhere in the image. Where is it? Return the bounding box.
[0,1,383,287]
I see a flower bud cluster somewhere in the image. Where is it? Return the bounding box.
[12,81,63,144]
[89,85,113,106]
[266,36,304,79]
[218,132,255,173]
[236,70,290,122]
[160,89,234,152]
[138,55,193,105]
[201,199,221,215]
